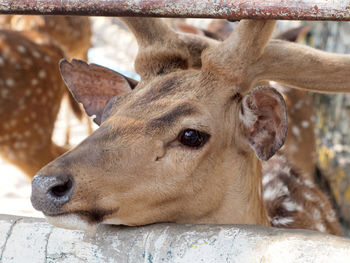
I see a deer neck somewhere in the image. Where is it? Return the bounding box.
[196,150,270,226]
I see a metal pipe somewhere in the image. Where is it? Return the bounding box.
[1,0,350,20]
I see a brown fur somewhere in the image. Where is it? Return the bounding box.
[0,30,66,176]
[190,21,317,178]
[9,15,92,136]
[200,21,317,178]
[276,85,316,177]
[32,19,349,235]
[262,153,342,236]
[0,16,91,177]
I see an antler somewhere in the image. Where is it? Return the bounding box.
[119,17,217,80]
[119,17,189,80]
[201,20,276,90]
[250,39,350,93]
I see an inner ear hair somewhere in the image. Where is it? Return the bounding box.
[240,86,288,161]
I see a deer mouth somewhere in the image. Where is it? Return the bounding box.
[44,208,120,232]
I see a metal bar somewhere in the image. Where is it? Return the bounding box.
[1,0,350,21]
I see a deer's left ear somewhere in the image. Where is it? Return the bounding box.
[60,59,138,125]
[239,86,287,161]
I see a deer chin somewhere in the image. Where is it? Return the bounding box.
[45,213,125,235]
[102,218,125,225]
[45,214,98,234]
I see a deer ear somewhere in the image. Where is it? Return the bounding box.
[59,59,138,125]
[239,86,287,161]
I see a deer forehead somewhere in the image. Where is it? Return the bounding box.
[104,71,238,130]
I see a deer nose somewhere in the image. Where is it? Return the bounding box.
[31,174,74,215]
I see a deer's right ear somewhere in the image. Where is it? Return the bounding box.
[239,86,287,161]
[59,59,137,125]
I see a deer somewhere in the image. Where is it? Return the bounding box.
[8,15,93,144]
[0,15,91,178]
[31,18,350,236]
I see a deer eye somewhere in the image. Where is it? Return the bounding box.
[179,129,210,148]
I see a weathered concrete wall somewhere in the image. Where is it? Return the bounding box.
[0,215,349,263]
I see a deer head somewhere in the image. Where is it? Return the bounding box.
[31,18,350,232]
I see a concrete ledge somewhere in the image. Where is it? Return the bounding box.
[0,214,349,263]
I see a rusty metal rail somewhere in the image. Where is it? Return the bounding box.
[1,0,350,20]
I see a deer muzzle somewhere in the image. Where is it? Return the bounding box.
[31,173,74,215]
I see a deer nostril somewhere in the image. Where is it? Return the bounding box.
[50,179,73,198]
[31,174,74,215]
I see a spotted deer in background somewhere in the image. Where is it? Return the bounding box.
[31,18,350,235]
[0,16,91,177]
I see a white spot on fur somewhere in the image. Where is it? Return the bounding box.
[44,55,51,63]
[25,90,32,97]
[326,210,337,222]
[0,57,4,66]
[271,217,294,226]
[17,45,26,53]
[301,120,310,128]
[313,209,321,220]
[295,177,302,184]
[304,180,314,187]
[38,69,46,79]
[316,223,326,232]
[291,126,300,137]
[263,183,289,201]
[304,192,314,201]
[6,78,15,87]
[295,203,303,212]
[32,50,41,58]
[31,78,39,86]
[262,173,275,185]
[283,200,297,212]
